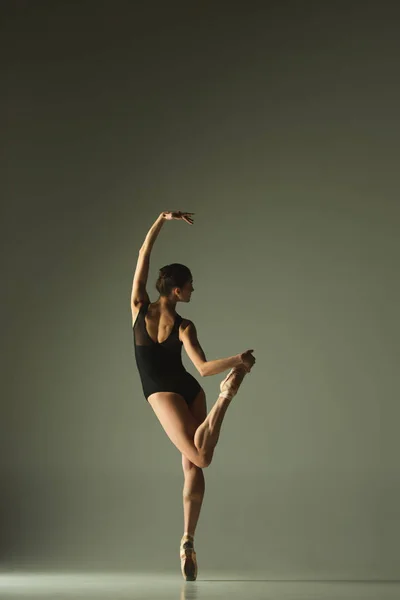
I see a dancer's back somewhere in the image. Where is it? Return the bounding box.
[133,301,201,405]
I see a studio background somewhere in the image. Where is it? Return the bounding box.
[2,0,399,580]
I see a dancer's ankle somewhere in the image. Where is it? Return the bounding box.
[219,390,234,401]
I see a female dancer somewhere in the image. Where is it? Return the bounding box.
[131,211,256,581]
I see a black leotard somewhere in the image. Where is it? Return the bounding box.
[133,301,202,405]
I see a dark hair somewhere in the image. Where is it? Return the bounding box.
[156,263,192,297]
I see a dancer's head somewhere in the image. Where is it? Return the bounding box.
[156,263,194,302]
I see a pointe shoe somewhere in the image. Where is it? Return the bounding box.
[219,366,247,400]
[180,535,197,581]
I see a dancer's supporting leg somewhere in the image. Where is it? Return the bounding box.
[180,456,204,581]
[182,454,205,539]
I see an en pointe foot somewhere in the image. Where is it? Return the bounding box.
[180,534,197,581]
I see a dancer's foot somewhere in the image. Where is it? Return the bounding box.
[219,365,248,400]
[180,534,197,581]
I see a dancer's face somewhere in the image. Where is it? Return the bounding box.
[177,278,194,302]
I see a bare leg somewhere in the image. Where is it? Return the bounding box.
[148,367,248,469]
[180,456,203,581]
[182,455,205,537]
[178,368,247,581]
[193,366,247,463]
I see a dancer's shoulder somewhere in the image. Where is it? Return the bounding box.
[180,317,193,330]
[131,299,150,326]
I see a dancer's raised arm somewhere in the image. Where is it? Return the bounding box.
[131,213,165,308]
[131,211,194,308]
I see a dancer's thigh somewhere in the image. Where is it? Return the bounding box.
[188,386,207,426]
[148,391,207,467]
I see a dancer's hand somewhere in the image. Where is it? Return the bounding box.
[240,349,256,372]
[162,211,195,225]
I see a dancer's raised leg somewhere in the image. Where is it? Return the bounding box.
[148,366,249,469]
[193,366,248,460]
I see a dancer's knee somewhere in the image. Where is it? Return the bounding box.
[182,450,211,470]
[199,449,213,469]
[190,451,212,469]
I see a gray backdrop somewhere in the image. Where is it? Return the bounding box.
[2,0,399,580]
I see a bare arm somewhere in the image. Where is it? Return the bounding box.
[131,211,194,308]
[130,213,166,308]
[182,321,243,377]
[202,355,243,377]
[140,212,166,255]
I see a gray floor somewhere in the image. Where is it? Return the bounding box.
[0,574,399,600]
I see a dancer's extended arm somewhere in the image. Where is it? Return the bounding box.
[131,211,194,308]
[131,213,166,308]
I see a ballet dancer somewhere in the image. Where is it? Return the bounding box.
[131,211,256,580]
